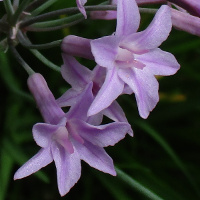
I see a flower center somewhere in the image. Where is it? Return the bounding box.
[115,47,145,69]
[53,126,74,154]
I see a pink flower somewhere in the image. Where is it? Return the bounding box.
[14,73,131,196]
[89,0,180,119]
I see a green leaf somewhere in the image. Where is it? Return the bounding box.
[135,121,200,197]
[96,172,132,200]
[0,148,14,200]
[116,167,164,200]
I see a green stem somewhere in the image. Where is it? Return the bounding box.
[11,0,32,26]
[3,0,14,22]
[29,49,61,72]
[8,38,34,75]
[116,167,164,200]
[31,13,83,28]
[26,17,84,32]
[0,51,33,101]
[17,31,61,49]
[20,5,117,28]
[25,0,47,12]
[139,7,157,14]
[135,121,200,198]
[13,0,20,9]
[31,0,57,16]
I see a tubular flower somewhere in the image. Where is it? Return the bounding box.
[14,73,131,196]
[171,8,200,36]
[168,0,200,17]
[89,0,180,119]
[57,54,133,134]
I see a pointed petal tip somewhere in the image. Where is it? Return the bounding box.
[13,174,19,180]
[13,170,26,180]
[111,170,117,176]
[128,129,134,137]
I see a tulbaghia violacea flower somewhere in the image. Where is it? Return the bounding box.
[89,0,180,119]
[56,53,133,135]
[14,73,131,196]
[169,0,200,17]
[62,0,180,119]
[76,0,87,18]
[171,8,200,36]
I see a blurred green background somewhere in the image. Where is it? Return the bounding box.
[1,0,200,199]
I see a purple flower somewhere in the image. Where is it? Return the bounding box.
[89,0,180,119]
[76,0,87,18]
[171,8,200,36]
[14,73,131,196]
[57,54,133,134]
[169,0,200,17]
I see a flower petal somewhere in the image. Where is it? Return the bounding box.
[103,101,133,136]
[135,48,180,75]
[116,0,140,37]
[120,5,172,53]
[69,119,130,147]
[33,123,60,147]
[73,140,116,176]
[56,88,81,107]
[88,67,124,116]
[67,83,94,121]
[86,112,103,126]
[62,35,93,59]
[14,147,53,180]
[28,73,65,124]
[91,65,106,94]
[52,142,81,196]
[171,8,200,37]
[76,0,87,18]
[91,35,119,69]
[61,55,92,90]
[118,67,159,119]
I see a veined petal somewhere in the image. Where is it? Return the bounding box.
[88,67,124,116]
[69,119,130,147]
[56,88,81,108]
[61,55,91,90]
[120,5,172,53]
[169,0,200,17]
[28,73,65,124]
[86,112,103,126]
[116,0,140,37]
[91,35,119,69]
[52,142,81,196]
[73,140,116,176]
[14,147,53,180]
[67,83,94,121]
[33,123,60,148]
[62,35,93,59]
[103,101,133,136]
[118,68,159,119]
[171,8,200,37]
[76,0,87,18]
[135,48,180,75]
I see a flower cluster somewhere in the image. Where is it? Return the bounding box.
[8,0,200,197]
